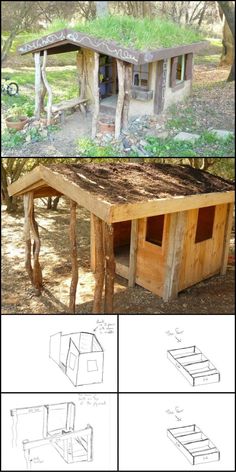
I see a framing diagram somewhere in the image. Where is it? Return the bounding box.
[49,331,104,387]
[167,346,220,386]
[10,402,93,469]
[167,424,220,465]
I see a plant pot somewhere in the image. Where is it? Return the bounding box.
[6,116,28,131]
[98,119,115,134]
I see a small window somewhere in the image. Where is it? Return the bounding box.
[69,353,76,370]
[195,206,216,243]
[146,215,165,247]
[87,360,98,372]
[176,55,185,83]
[133,64,149,87]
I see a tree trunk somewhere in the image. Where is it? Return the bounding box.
[92,52,100,139]
[115,59,125,139]
[122,63,132,130]
[217,1,235,81]
[92,215,105,313]
[221,20,234,66]
[1,162,16,212]
[228,55,235,81]
[95,1,109,17]
[69,200,79,313]
[104,223,115,314]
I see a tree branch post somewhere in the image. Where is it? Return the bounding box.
[104,223,116,313]
[69,200,79,313]
[92,215,105,313]
[115,59,125,139]
[92,52,100,139]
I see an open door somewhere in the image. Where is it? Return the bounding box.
[66,339,80,386]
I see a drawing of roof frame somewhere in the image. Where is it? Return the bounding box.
[49,331,104,387]
[167,425,220,465]
[11,402,93,469]
[167,346,220,386]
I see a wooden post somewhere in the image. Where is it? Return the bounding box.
[41,50,53,126]
[221,202,234,275]
[128,220,139,288]
[69,200,78,313]
[23,194,33,284]
[115,59,125,139]
[154,60,164,114]
[10,410,18,448]
[92,215,105,313]
[34,52,41,120]
[163,211,187,302]
[104,223,116,313]
[87,426,93,461]
[122,62,132,130]
[92,52,100,139]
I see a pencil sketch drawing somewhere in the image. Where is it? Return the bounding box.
[49,331,104,387]
[167,424,220,465]
[11,402,93,469]
[167,346,220,386]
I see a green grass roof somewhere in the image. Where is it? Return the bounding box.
[72,16,204,50]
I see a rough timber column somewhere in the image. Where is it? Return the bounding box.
[69,200,79,313]
[221,202,234,275]
[92,52,100,139]
[104,223,116,313]
[92,215,105,313]
[115,59,125,139]
[122,62,132,130]
[23,192,43,292]
[34,52,41,120]
[42,50,53,126]
[163,211,187,302]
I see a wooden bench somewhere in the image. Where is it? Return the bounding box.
[45,98,89,123]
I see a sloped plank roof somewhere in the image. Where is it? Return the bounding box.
[18,28,207,65]
[8,163,234,223]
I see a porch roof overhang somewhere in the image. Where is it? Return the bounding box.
[18,28,208,65]
[8,164,234,224]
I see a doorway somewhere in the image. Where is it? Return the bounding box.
[99,55,118,99]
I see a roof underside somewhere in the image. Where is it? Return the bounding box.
[18,29,207,65]
[8,164,234,223]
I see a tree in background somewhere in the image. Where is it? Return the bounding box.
[217,1,235,81]
[95,1,109,17]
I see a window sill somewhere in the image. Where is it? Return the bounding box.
[171,81,185,92]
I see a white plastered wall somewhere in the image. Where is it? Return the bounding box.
[163,58,192,111]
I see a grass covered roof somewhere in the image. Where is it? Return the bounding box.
[73,16,204,50]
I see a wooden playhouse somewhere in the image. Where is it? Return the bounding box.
[8,163,234,313]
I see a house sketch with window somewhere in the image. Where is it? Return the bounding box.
[49,331,104,387]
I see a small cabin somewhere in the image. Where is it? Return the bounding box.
[50,331,104,386]
[8,163,234,313]
[18,20,208,138]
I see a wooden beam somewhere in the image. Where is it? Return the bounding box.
[185,53,193,80]
[220,202,234,275]
[92,215,105,313]
[122,62,132,130]
[92,51,100,139]
[41,50,53,126]
[34,52,41,120]
[154,60,164,114]
[109,191,235,223]
[104,223,116,313]
[128,220,139,288]
[115,59,125,139]
[69,200,78,313]
[163,211,187,301]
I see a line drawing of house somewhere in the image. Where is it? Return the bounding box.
[10,402,93,469]
[49,331,104,387]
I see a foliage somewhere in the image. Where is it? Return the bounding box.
[73,15,204,49]
[75,138,121,157]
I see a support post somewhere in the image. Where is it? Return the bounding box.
[25,192,43,292]
[10,409,18,448]
[69,200,78,313]
[115,59,125,139]
[104,223,116,313]
[87,425,93,461]
[92,215,105,313]
[128,220,139,288]
[23,194,33,284]
[221,202,234,275]
[163,211,187,302]
[34,52,41,120]
[122,62,132,130]
[92,52,100,139]
[41,50,53,126]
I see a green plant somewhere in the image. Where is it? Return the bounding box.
[2,129,25,148]
[76,138,120,157]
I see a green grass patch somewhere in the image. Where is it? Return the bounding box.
[75,138,121,157]
[145,133,235,158]
[73,16,204,50]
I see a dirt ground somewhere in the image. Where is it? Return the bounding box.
[2,200,235,315]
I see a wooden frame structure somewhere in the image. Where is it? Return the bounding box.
[18,29,207,137]
[8,163,234,313]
